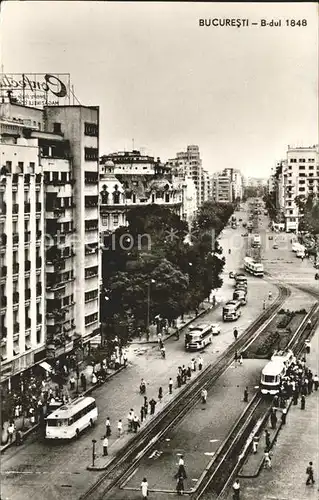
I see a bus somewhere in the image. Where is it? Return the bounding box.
[45,396,98,440]
[222,301,241,322]
[244,257,264,277]
[185,324,213,351]
[260,350,295,395]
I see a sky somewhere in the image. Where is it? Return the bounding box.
[0,1,318,178]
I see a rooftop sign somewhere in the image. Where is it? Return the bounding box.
[0,73,71,108]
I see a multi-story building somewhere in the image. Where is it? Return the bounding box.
[99,153,184,234]
[0,98,100,389]
[284,145,319,231]
[168,145,204,205]
[211,173,232,203]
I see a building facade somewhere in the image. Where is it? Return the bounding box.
[0,100,100,388]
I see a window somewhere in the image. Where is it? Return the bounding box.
[113,214,119,226]
[85,289,98,303]
[309,165,314,170]
[53,122,62,134]
[85,313,98,325]
[84,122,99,137]
[85,266,98,279]
[299,158,306,163]
[113,191,120,204]
[18,161,24,173]
[101,216,108,226]
[299,165,306,170]
[85,196,98,208]
[29,162,35,173]
[84,148,98,161]
[85,172,98,184]
[299,187,305,192]
[308,158,315,162]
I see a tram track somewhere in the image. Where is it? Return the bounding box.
[196,288,319,500]
[80,282,290,500]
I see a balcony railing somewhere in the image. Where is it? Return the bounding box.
[13,292,19,304]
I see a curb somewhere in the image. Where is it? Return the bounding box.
[0,365,125,454]
[238,398,293,478]
[129,305,216,346]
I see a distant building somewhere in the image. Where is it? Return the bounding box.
[211,168,243,203]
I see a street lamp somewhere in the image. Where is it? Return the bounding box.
[146,279,156,332]
[92,439,97,467]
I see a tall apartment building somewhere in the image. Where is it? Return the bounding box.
[0,99,100,389]
[211,173,232,203]
[283,145,319,231]
[168,145,205,205]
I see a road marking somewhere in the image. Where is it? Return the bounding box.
[204,452,215,456]
[209,439,219,443]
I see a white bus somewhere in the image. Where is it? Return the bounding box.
[185,323,213,351]
[260,350,295,395]
[45,396,98,440]
[222,300,241,322]
[244,257,264,277]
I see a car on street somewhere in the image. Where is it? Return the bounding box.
[273,244,278,249]
[229,271,235,278]
[211,323,221,335]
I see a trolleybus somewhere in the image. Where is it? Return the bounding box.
[185,324,213,351]
[222,300,241,322]
[45,396,98,440]
[244,257,264,277]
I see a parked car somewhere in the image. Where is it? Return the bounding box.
[211,323,221,335]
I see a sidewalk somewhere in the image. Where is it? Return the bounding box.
[130,301,215,345]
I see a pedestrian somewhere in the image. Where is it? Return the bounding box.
[270,409,277,429]
[149,398,157,415]
[265,429,271,449]
[293,391,299,405]
[7,422,15,444]
[264,449,272,469]
[268,291,272,300]
[169,378,173,394]
[191,358,195,371]
[123,352,128,368]
[234,351,239,365]
[281,408,287,425]
[232,478,241,499]
[198,356,203,371]
[15,429,22,446]
[82,374,87,391]
[144,397,148,416]
[157,332,162,345]
[186,366,192,379]
[176,474,185,496]
[243,386,249,402]
[133,415,140,433]
[14,405,20,418]
[252,436,259,454]
[201,388,208,404]
[308,378,313,395]
[263,300,266,310]
[301,394,306,410]
[141,477,148,498]
[177,455,187,479]
[177,373,182,388]
[105,417,111,437]
[127,409,134,432]
[313,374,319,391]
[158,387,163,402]
[140,406,145,423]
[117,419,123,437]
[306,461,315,485]
[233,328,238,341]
[239,354,243,366]
[102,436,108,456]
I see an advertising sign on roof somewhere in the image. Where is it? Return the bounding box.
[0,73,71,108]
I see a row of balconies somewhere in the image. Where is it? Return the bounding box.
[1,258,42,277]
[10,173,42,185]
[1,316,43,337]
[0,285,43,308]
[1,202,42,215]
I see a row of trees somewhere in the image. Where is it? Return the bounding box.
[101,201,235,342]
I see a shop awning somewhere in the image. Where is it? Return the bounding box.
[39,361,53,373]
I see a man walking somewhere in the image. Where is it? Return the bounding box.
[102,436,108,456]
[169,378,173,394]
[265,429,271,449]
[306,461,315,485]
[232,478,240,499]
[233,328,238,341]
[198,356,203,371]
[313,374,319,391]
[105,417,111,437]
[201,388,208,404]
[270,409,277,429]
[7,422,15,444]
[149,398,157,415]
[117,419,123,437]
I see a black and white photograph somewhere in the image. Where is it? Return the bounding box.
[0,2,318,500]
